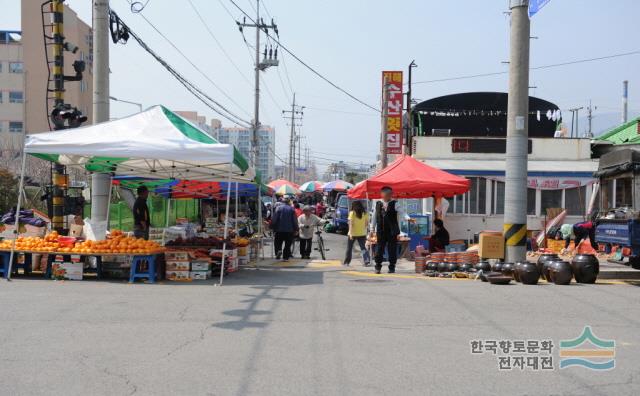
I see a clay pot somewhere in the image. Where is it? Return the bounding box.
[501,262,515,277]
[537,254,559,279]
[437,261,448,272]
[513,262,524,282]
[541,260,556,282]
[475,261,492,272]
[492,262,504,272]
[550,261,573,285]
[447,262,459,272]
[517,262,539,285]
[571,254,599,284]
[426,261,439,272]
[459,263,473,272]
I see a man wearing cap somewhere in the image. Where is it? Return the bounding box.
[370,186,412,274]
[297,205,325,259]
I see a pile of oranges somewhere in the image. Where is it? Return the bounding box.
[0,229,164,255]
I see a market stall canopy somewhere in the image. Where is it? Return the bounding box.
[114,178,272,199]
[323,180,353,192]
[268,179,299,190]
[299,180,324,193]
[348,155,470,199]
[24,105,255,182]
[275,184,301,196]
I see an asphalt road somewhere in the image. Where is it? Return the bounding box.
[1,232,639,396]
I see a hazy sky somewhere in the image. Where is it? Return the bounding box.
[2,0,639,170]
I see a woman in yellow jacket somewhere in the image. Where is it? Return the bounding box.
[343,200,370,266]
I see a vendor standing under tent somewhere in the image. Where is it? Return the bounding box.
[369,186,413,274]
[133,185,150,240]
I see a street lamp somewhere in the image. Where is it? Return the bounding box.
[109,96,143,112]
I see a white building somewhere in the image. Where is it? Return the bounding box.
[410,92,599,241]
[216,126,275,181]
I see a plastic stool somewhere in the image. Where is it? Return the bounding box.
[129,255,156,283]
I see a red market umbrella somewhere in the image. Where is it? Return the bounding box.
[268,179,299,190]
[348,155,470,199]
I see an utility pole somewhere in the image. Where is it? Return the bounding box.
[237,0,278,168]
[282,93,304,182]
[91,0,111,224]
[503,0,530,263]
[406,60,417,155]
[380,78,389,168]
[622,80,629,123]
[586,101,596,138]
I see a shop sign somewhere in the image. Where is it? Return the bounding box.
[382,71,403,154]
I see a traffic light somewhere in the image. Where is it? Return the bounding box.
[50,104,87,130]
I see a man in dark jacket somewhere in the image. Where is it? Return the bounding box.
[431,219,450,252]
[370,186,412,274]
[133,185,150,240]
[271,198,299,261]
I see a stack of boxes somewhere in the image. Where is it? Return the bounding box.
[51,254,83,280]
[165,250,213,281]
[148,227,164,246]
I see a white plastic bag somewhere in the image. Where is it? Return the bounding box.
[83,218,107,241]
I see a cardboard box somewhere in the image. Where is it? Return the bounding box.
[190,270,210,280]
[478,232,505,259]
[165,251,190,261]
[165,270,190,281]
[190,261,211,271]
[166,261,191,271]
[52,262,83,280]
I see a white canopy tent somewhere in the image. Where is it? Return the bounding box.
[8,105,253,285]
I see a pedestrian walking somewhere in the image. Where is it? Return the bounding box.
[298,206,324,259]
[370,186,412,274]
[271,198,299,261]
[343,200,370,266]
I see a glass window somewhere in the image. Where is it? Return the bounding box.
[615,177,633,207]
[465,177,486,214]
[493,181,505,215]
[9,121,23,133]
[9,62,23,73]
[565,186,586,215]
[541,190,562,215]
[9,91,23,103]
[454,194,464,214]
[527,188,536,215]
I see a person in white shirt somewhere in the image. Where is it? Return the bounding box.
[297,206,324,259]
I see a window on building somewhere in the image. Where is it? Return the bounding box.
[9,62,23,73]
[492,181,505,215]
[9,121,23,133]
[615,177,633,207]
[9,91,23,103]
[565,186,586,215]
[0,91,2,103]
[465,177,486,214]
[527,188,536,215]
[0,62,3,73]
[541,189,562,215]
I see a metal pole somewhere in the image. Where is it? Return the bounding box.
[217,165,233,286]
[235,182,239,237]
[91,0,111,223]
[623,80,629,123]
[252,0,261,169]
[503,0,530,263]
[7,147,28,281]
[51,0,66,232]
[406,60,416,155]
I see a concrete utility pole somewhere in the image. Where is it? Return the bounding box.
[237,0,278,168]
[282,93,304,182]
[91,0,111,224]
[503,0,530,262]
[586,101,596,138]
[622,80,629,123]
[380,78,389,168]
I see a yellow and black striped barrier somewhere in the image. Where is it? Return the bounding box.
[503,223,527,246]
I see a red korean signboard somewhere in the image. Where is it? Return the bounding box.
[382,71,403,154]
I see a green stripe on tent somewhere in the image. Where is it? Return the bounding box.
[85,157,129,173]
[30,153,59,162]
[162,106,249,173]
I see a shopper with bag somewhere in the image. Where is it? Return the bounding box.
[297,206,324,259]
[271,198,298,261]
[344,200,370,266]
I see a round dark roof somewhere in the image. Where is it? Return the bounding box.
[413,92,559,112]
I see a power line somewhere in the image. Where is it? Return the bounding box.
[109,10,252,127]
[413,50,640,85]
[305,106,379,117]
[128,1,252,119]
[187,0,252,87]
[228,0,380,113]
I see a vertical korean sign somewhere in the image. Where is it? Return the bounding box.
[382,71,403,154]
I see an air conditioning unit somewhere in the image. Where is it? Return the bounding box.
[431,128,451,136]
